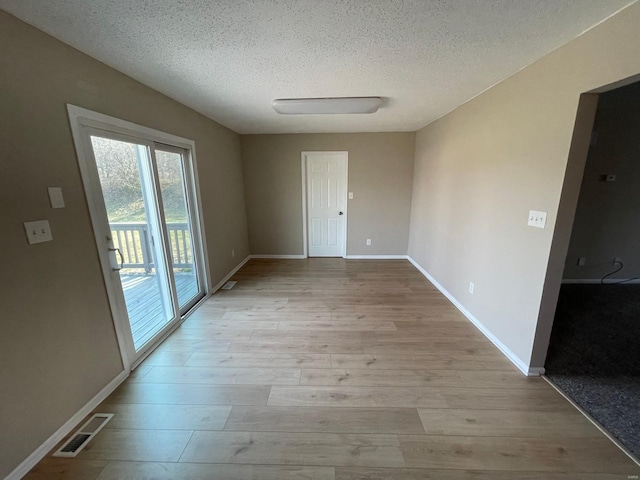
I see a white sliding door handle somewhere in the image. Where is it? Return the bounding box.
[108,247,124,271]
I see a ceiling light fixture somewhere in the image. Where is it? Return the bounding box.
[272,97,382,115]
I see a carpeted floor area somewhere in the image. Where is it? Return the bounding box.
[545,284,640,460]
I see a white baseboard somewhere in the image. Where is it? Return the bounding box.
[249,254,306,259]
[6,370,129,480]
[345,255,408,260]
[527,366,546,375]
[249,254,408,260]
[406,256,539,377]
[211,255,251,292]
[562,278,640,284]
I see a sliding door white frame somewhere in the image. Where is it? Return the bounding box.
[67,104,211,370]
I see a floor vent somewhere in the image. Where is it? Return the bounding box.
[53,413,114,458]
[221,281,237,290]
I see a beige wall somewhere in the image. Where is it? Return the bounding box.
[563,85,640,280]
[0,12,248,478]
[408,2,640,370]
[241,133,415,256]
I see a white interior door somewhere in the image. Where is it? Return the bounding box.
[305,152,348,257]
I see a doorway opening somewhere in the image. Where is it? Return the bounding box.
[544,81,640,461]
[301,151,348,258]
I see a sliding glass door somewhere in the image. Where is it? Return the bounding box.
[155,146,203,312]
[70,109,208,366]
[91,135,177,350]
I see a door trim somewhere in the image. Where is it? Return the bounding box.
[67,104,211,370]
[300,151,348,258]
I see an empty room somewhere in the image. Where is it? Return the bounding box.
[2,1,640,479]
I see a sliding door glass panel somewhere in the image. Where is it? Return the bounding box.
[155,148,201,309]
[91,136,174,350]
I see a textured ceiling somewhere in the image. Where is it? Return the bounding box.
[1,0,636,134]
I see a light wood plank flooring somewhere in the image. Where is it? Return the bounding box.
[25,259,640,479]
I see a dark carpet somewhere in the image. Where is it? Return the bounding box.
[545,284,640,460]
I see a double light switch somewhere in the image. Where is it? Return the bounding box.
[24,220,53,244]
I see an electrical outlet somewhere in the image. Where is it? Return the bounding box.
[614,257,622,265]
[349,192,354,199]
[577,257,586,266]
[469,282,474,294]
[366,239,371,246]
[232,249,235,258]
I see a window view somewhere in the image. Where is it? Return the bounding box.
[92,136,175,350]
[155,148,200,308]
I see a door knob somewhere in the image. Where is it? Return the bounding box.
[339,211,344,215]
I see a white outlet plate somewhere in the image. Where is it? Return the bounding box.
[527,210,547,229]
[469,282,475,294]
[24,220,53,244]
[366,239,371,246]
[348,192,354,199]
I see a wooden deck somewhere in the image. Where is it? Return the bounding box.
[26,259,640,479]
[121,273,199,349]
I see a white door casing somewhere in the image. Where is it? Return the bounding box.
[303,152,348,257]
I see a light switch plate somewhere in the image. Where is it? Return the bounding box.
[527,210,547,229]
[24,220,53,244]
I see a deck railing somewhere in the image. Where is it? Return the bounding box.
[110,222,193,272]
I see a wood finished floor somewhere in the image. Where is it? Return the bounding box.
[25,259,639,479]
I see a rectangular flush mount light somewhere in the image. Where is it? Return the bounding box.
[272,97,382,114]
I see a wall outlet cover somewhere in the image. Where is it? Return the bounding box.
[48,187,65,208]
